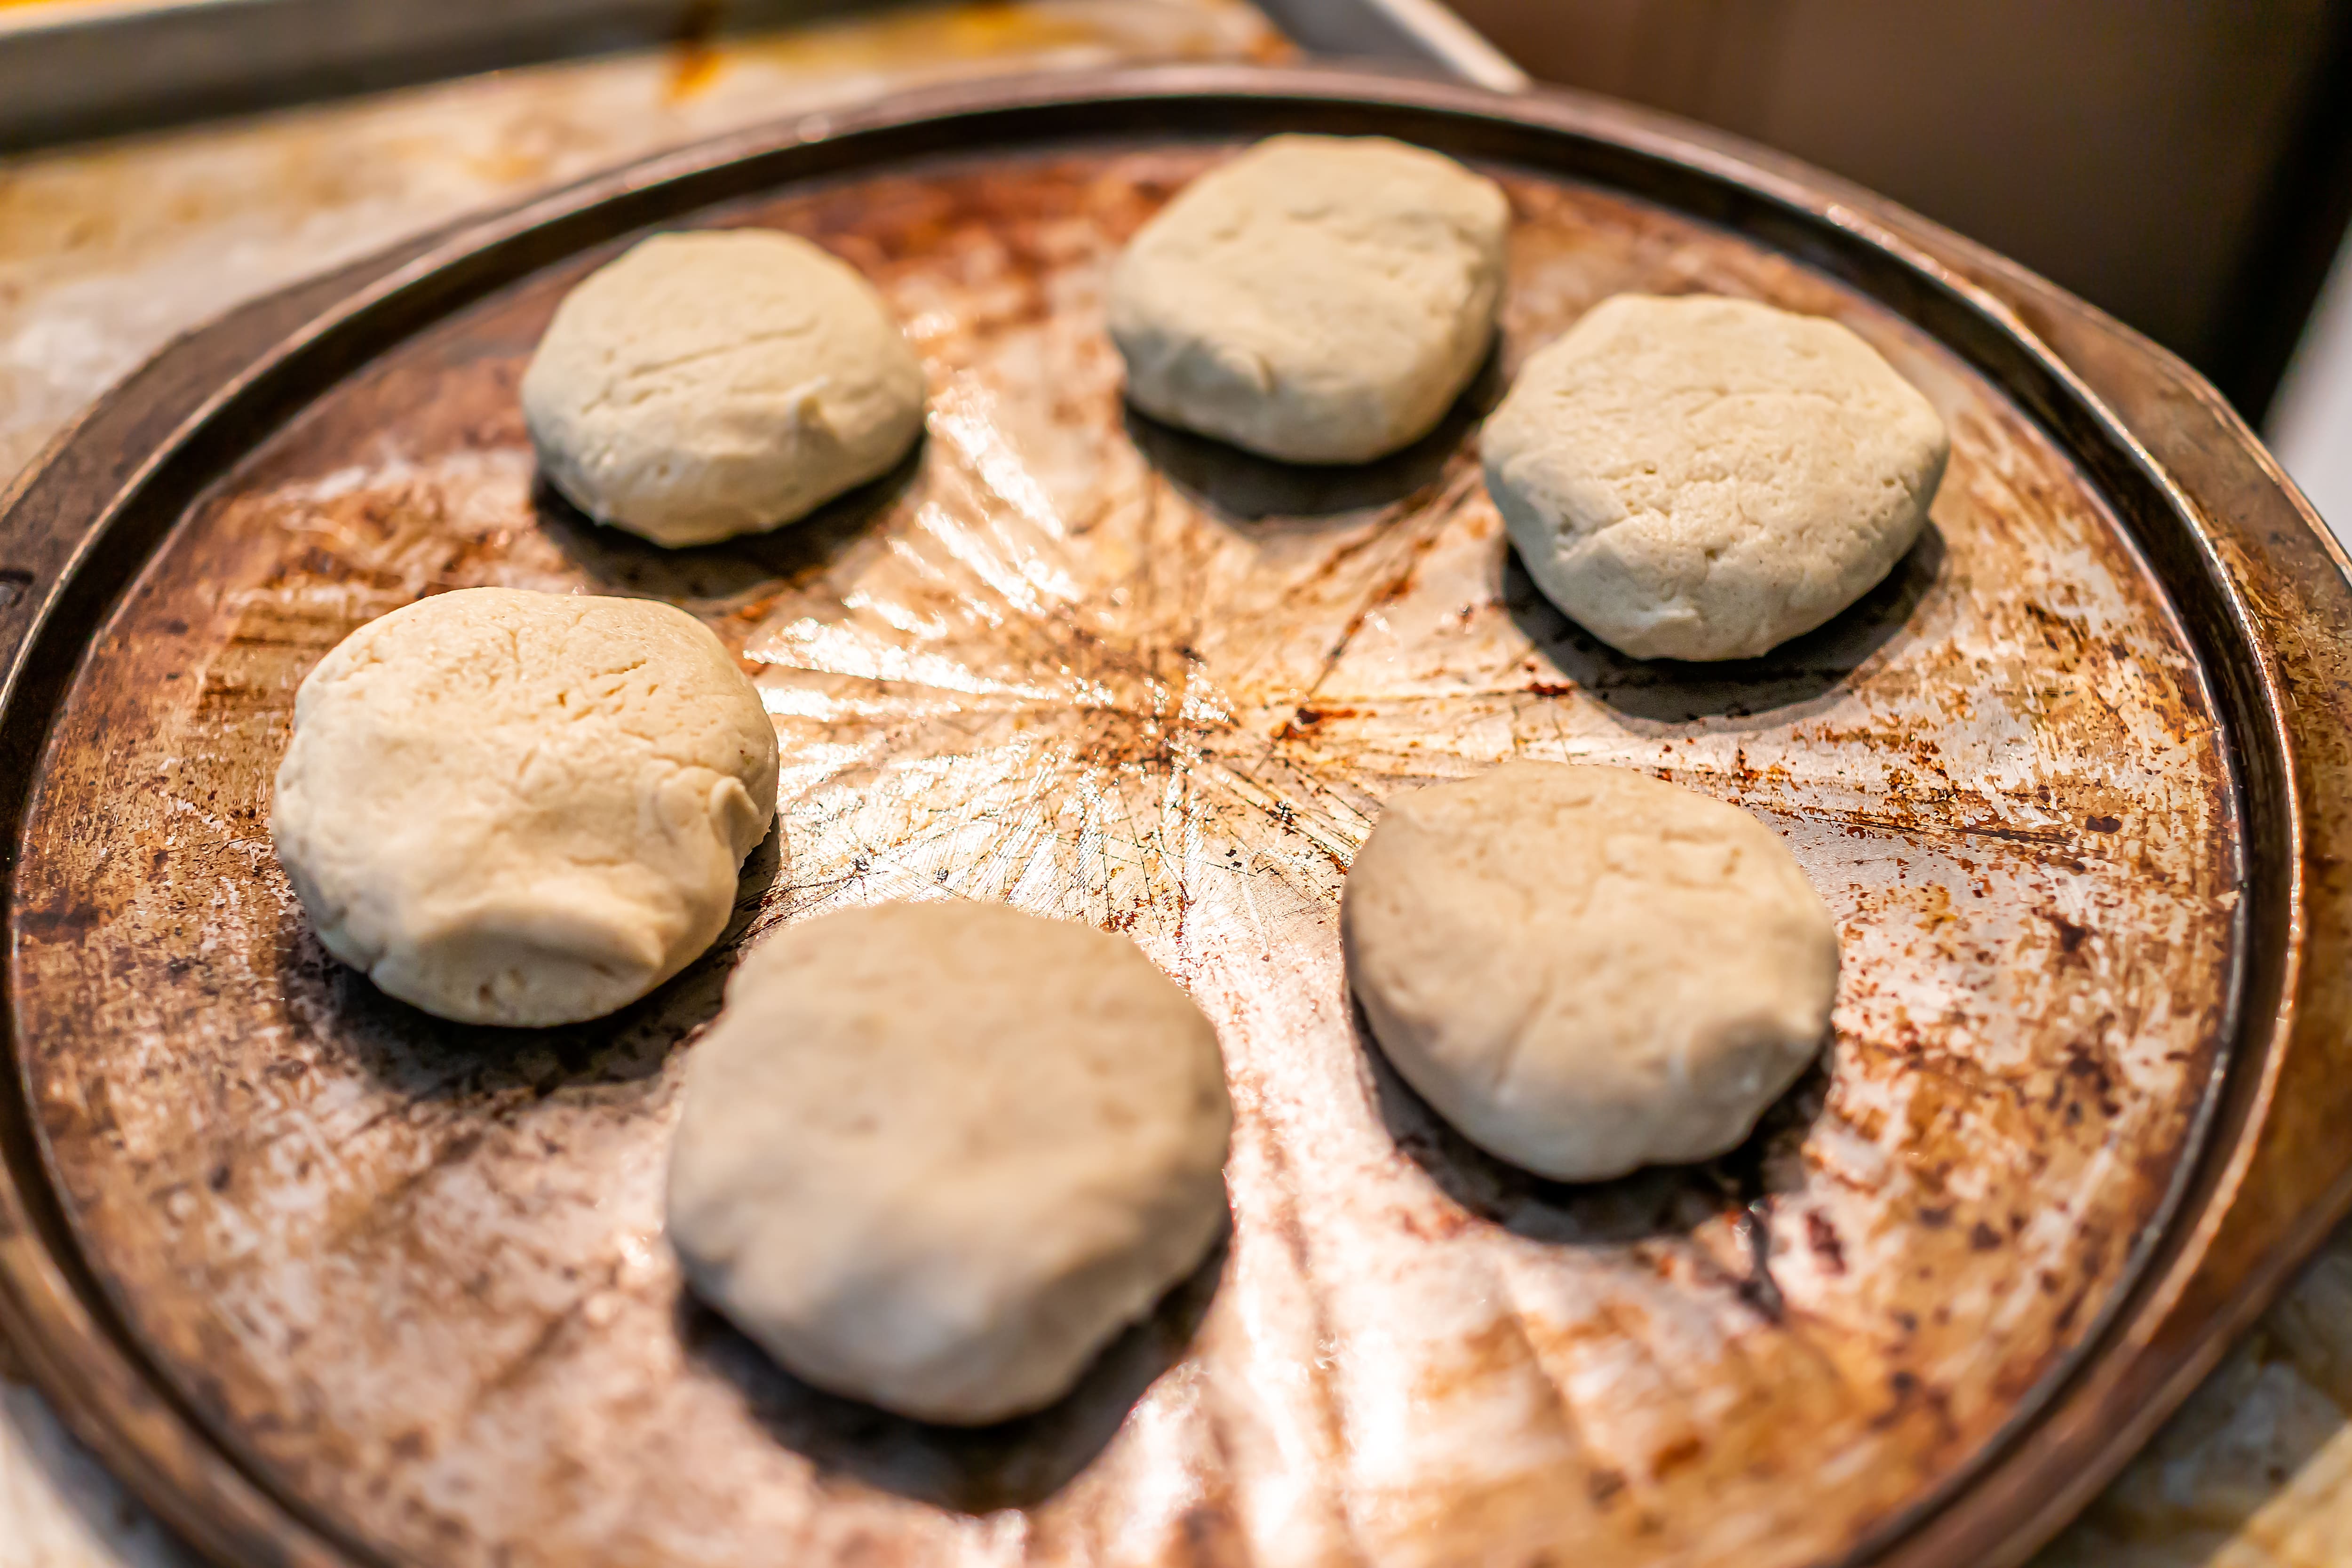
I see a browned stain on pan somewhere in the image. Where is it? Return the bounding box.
[8,149,2238,1568]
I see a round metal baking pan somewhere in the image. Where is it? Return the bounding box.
[1,64,2348,1568]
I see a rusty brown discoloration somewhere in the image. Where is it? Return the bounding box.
[7,147,2239,1568]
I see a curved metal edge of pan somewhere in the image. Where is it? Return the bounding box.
[0,241,453,1568]
[0,64,2328,1568]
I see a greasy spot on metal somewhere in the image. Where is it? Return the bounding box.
[7,150,2238,1568]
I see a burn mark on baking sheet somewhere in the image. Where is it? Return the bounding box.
[2042,906,2092,955]
[1806,1210,1848,1275]
[6,151,2239,1568]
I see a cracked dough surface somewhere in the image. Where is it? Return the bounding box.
[1107,134,1509,464]
[667,901,1232,1424]
[271,587,779,1026]
[522,230,926,547]
[1343,762,1838,1181]
[1483,293,1949,661]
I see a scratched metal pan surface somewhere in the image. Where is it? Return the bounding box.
[0,66,2293,1568]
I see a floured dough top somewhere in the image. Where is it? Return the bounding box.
[1342,762,1838,1181]
[271,587,779,1026]
[522,230,926,547]
[1108,135,1510,464]
[667,901,1232,1424]
[1482,293,1949,661]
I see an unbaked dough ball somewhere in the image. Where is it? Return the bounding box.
[1343,762,1837,1181]
[272,587,779,1027]
[522,230,926,547]
[667,901,1232,1424]
[1108,135,1510,464]
[1483,293,1949,661]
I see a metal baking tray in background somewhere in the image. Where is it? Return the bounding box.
[0,0,1526,148]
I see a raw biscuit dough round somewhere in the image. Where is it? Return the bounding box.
[1482,293,1950,661]
[1107,134,1510,464]
[522,229,926,547]
[666,901,1232,1425]
[271,587,779,1027]
[1342,761,1838,1181]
